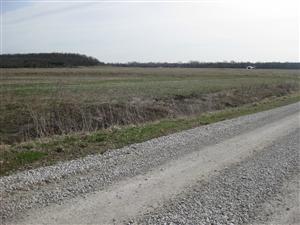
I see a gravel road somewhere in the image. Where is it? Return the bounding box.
[1,102,299,225]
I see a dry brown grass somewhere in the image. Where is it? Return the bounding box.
[10,83,297,143]
[1,67,299,144]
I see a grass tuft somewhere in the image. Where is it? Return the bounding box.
[16,151,47,164]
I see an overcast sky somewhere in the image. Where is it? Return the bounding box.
[1,0,299,62]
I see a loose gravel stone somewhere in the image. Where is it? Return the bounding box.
[133,129,300,225]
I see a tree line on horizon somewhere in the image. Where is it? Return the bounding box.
[110,61,300,69]
[0,53,104,68]
[0,53,299,69]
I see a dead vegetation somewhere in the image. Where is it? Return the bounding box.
[1,67,299,144]
[2,83,298,144]
[0,66,300,175]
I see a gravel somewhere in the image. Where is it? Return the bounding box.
[133,128,300,225]
[1,102,299,223]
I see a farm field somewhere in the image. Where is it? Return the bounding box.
[0,67,299,174]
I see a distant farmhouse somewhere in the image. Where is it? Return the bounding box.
[246,66,256,69]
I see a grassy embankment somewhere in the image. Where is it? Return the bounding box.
[0,67,299,175]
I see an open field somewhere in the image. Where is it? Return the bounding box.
[0,67,299,174]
